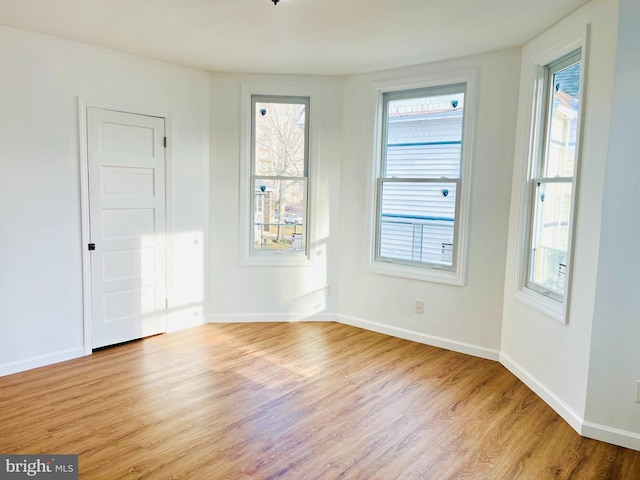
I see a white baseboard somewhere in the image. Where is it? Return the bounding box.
[208,313,337,323]
[0,347,85,378]
[581,421,640,451]
[337,314,501,361]
[501,352,640,450]
[500,352,584,433]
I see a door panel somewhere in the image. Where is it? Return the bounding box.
[102,166,156,196]
[101,208,155,240]
[87,108,166,349]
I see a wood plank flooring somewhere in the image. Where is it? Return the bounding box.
[1,322,639,479]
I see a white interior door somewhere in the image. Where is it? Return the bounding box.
[87,108,167,349]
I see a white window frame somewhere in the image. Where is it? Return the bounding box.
[239,85,317,267]
[515,36,587,323]
[364,71,477,286]
[525,51,582,301]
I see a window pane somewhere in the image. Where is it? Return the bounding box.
[379,181,456,266]
[254,101,306,178]
[253,178,305,251]
[376,84,467,274]
[530,181,572,294]
[544,61,581,178]
[385,91,464,178]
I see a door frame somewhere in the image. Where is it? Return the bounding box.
[78,99,172,355]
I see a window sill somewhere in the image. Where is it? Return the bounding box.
[514,288,566,324]
[366,259,464,286]
[240,251,313,268]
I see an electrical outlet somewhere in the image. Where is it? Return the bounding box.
[415,299,425,315]
[324,285,332,297]
[636,381,640,403]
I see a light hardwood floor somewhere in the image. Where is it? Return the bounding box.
[1,322,639,479]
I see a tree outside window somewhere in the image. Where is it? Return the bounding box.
[251,95,309,254]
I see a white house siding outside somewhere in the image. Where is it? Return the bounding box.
[379,93,464,267]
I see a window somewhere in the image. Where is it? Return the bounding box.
[526,50,582,302]
[250,95,309,256]
[374,83,467,278]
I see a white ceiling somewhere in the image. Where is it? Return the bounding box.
[0,0,590,75]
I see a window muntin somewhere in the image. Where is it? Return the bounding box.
[251,95,309,255]
[527,51,582,300]
[376,84,466,270]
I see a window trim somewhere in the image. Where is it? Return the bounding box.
[364,70,478,286]
[239,85,317,267]
[514,35,587,323]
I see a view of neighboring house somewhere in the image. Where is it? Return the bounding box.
[380,91,464,267]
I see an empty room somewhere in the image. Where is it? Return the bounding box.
[1,0,639,478]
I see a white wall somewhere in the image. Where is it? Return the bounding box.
[336,49,521,359]
[584,0,640,448]
[501,0,618,430]
[0,26,209,375]
[208,73,342,322]
[1,0,636,453]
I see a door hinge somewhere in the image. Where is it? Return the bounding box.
[163,137,167,148]
[88,243,96,251]
[165,299,168,309]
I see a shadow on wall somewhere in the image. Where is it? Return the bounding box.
[280,234,331,322]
